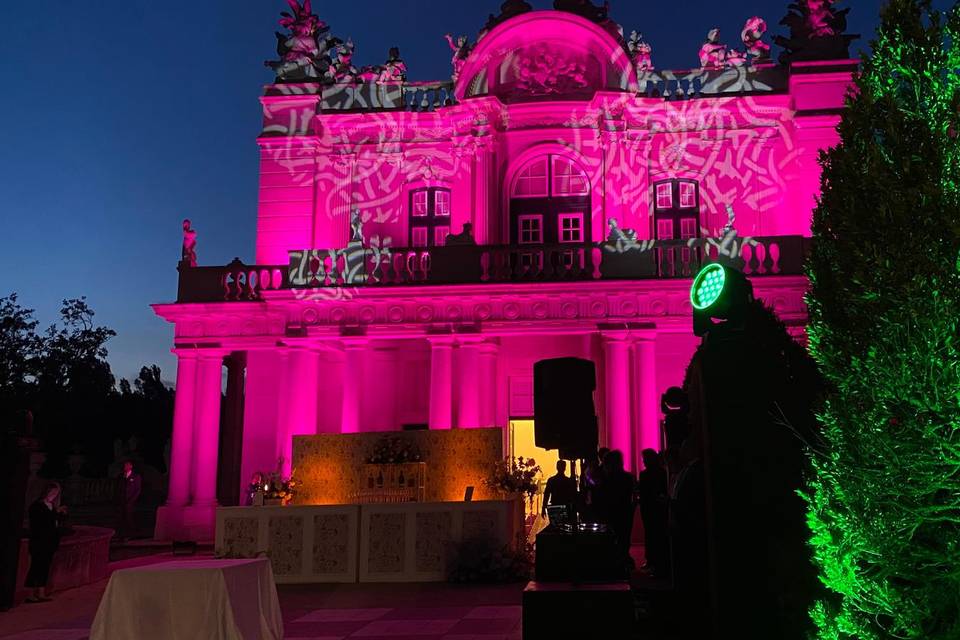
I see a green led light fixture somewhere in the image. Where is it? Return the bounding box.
[691,263,727,310]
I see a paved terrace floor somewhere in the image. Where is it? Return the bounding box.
[0,546,662,640]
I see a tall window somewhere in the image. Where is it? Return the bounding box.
[409,187,451,247]
[509,155,591,245]
[653,179,700,240]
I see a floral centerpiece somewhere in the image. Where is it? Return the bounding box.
[263,468,298,505]
[366,436,422,464]
[484,456,541,504]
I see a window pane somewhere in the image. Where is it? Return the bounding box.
[434,226,450,246]
[552,156,588,196]
[412,191,428,216]
[656,218,674,239]
[518,215,543,244]
[558,213,584,243]
[680,218,698,239]
[656,183,673,209]
[434,190,450,217]
[412,227,428,247]
[679,182,696,208]
[513,158,548,198]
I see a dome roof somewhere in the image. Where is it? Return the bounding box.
[454,10,636,103]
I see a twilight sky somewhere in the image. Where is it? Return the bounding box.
[0,0,890,384]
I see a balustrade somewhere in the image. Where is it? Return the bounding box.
[176,236,807,303]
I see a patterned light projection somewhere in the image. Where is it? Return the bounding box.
[153,1,854,542]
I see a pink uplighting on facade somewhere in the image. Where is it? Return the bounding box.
[154,6,854,541]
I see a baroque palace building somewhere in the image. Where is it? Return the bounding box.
[155,0,857,540]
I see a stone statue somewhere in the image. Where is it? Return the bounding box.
[604,218,647,253]
[627,31,654,72]
[181,219,197,266]
[264,0,332,82]
[479,0,534,39]
[741,17,771,62]
[349,208,364,244]
[444,34,472,82]
[775,1,858,64]
[445,223,477,246]
[699,28,727,69]
[327,39,358,83]
[377,47,407,84]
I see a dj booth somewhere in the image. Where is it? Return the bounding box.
[522,358,636,639]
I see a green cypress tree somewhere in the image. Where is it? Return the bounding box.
[805,1,960,638]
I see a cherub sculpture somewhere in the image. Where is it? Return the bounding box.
[444,34,472,82]
[627,31,654,73]
[181,219,197,266]
[604,218,651,253]
[741,17,771,62]
[699,28,727,69]
[264,0,331,82]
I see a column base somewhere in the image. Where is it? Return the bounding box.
[154,503,217,542]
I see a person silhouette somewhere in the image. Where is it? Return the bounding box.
[637,448,670,577]
[542,460,577,520]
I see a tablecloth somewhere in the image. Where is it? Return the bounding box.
[89,557,283,640]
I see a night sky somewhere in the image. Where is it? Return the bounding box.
[1,0,893,384]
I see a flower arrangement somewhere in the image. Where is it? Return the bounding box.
[366,436,422,464]
[262,467,298,505]
[483,456,541,501]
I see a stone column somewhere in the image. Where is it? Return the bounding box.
[278,347,321,475]
[218,353,247,506]
[164,351,199,509]
[456,339,483,428]
[340,339,367,434]
[478,341,499,428]
[428,337,455,430]
[602,334,633,470]
[635,335,660,460]
[191,353,226,507]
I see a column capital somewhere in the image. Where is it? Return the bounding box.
[172,347,228,360]
[427,335,457,347]
[599,322,657,343]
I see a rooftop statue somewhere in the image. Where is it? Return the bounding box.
[742,17,771,63]
[264,0,333,82]
[627,31,654,72]
[181,219,197,267]
[378,47,407,84]
[479,0,533,40]
[327,39,358,84]
[553,0,621,40]
[444,34,473,82]
[699,28,727,69]
[775,0,858,64]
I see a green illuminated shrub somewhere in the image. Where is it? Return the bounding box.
[805,2,960,638]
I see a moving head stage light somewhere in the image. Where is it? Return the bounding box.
[690,262,754,337]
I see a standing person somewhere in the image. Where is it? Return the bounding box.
[118,461,142,541]
[579,447,609,522]
[596,450,636,571]
[637,449,670,577]
[24,482,65,603]
[542,460,577,521]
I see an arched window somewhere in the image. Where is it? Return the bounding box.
[510,155,590,245]
[653,179,700,240]
[409,187,451,247]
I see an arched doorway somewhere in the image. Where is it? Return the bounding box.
[509,154,591,246]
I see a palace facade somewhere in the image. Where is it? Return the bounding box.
[155,0,856,540]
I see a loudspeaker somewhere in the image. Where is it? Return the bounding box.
[534,358,598,459]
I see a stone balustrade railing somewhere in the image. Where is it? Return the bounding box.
[176,236,808,303]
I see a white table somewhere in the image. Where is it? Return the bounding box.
[89,558,283,640]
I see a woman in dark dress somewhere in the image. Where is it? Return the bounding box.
[25,482,65,603]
